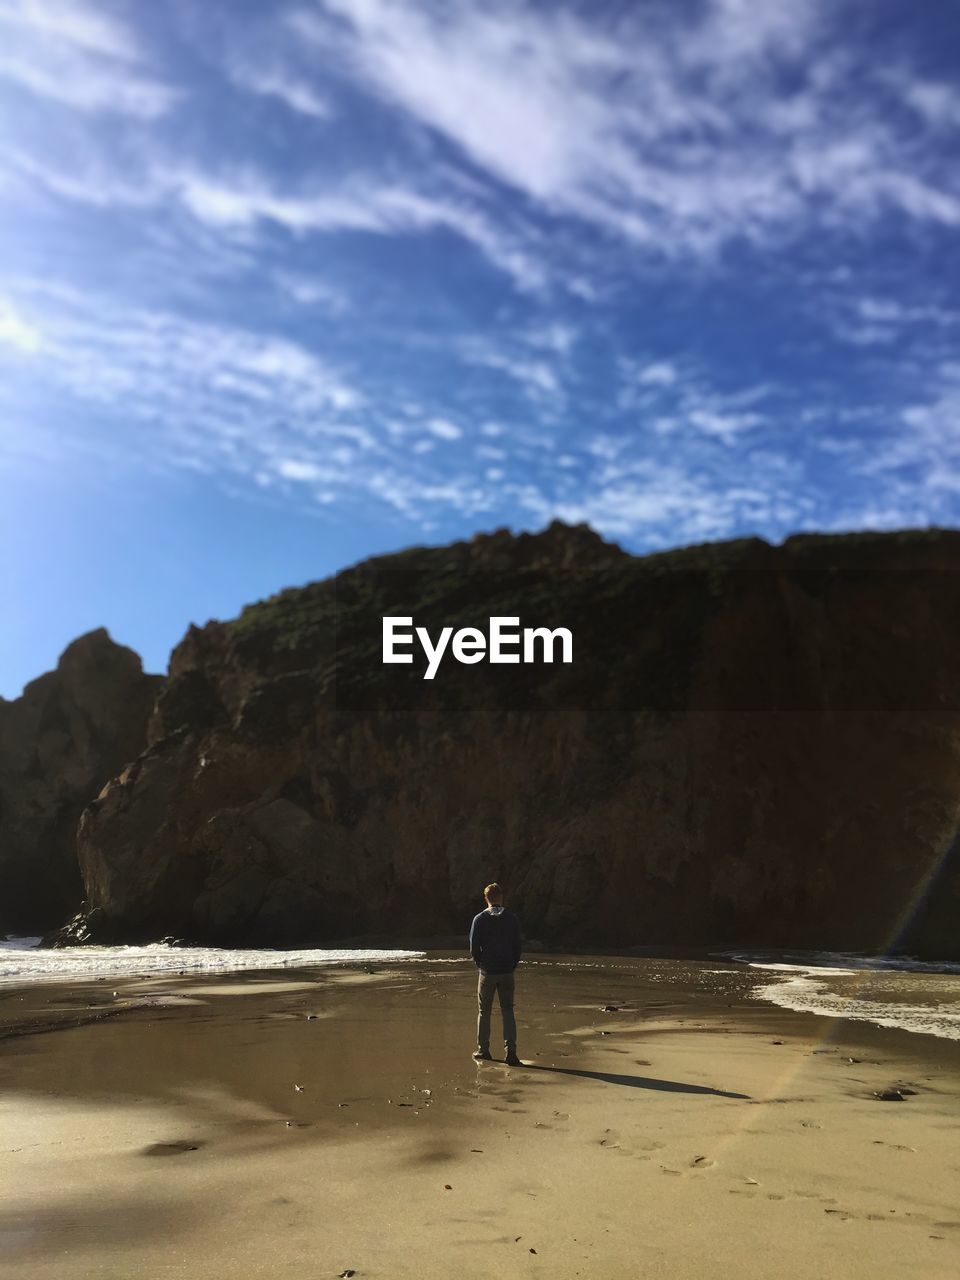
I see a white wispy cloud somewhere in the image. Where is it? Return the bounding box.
[520,322,578,356]
[273,271,349,312]
[0,295,41,352]
[10,280,358,426]
[458,336,562,400]
[10,0,955,313]
[2,2,957,543]
[226,59,332,120]
[886,72,960,131]
[3,0,138,59]
[901,376,960,452]
[826,292,959,348]
[1,137,548,294]
[685,406,763,447]
[816,362,960,518]
[287,0,960,256]
[0,0,179,118]
[275,457,330,483]
[505,456,808,544]
[0,280,521,525]
[137,167,545,293]
[2,276,801,540]
[636,361,678,387]
[856,298,953,326]
[618,356,770,445]
[1,145,159,209]
[427,417,462,441]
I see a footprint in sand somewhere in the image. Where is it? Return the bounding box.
[658,1155,717,1174]
[141,1140,204,1157]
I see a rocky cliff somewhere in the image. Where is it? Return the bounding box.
[63,524,960,956]
[0,630,163,934]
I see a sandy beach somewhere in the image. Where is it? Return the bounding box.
[1,954,959,1280]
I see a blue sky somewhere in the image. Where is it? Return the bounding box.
[2,0,960,695]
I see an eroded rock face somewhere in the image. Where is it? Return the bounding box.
[70,524,960,956]
[0,630,163,934]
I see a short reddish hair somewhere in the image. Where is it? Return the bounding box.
[483,882,503,900]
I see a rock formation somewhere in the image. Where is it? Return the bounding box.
[0,630,163,934]
[58,524,960,956]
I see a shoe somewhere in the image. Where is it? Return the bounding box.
[505,1053,522,1066]
[473,1049,492,1060]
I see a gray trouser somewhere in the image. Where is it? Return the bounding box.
[477,971,517,1054]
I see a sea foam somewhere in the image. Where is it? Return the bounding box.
[0,938,424,985]
[728,951,960,1042]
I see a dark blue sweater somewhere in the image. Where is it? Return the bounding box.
[469,907,522,975]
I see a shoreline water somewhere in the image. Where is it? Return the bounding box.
[4,937,960,1044]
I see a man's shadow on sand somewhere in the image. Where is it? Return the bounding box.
[522,1063,750,1100]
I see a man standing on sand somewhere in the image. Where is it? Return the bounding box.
[469,882,523,1065]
